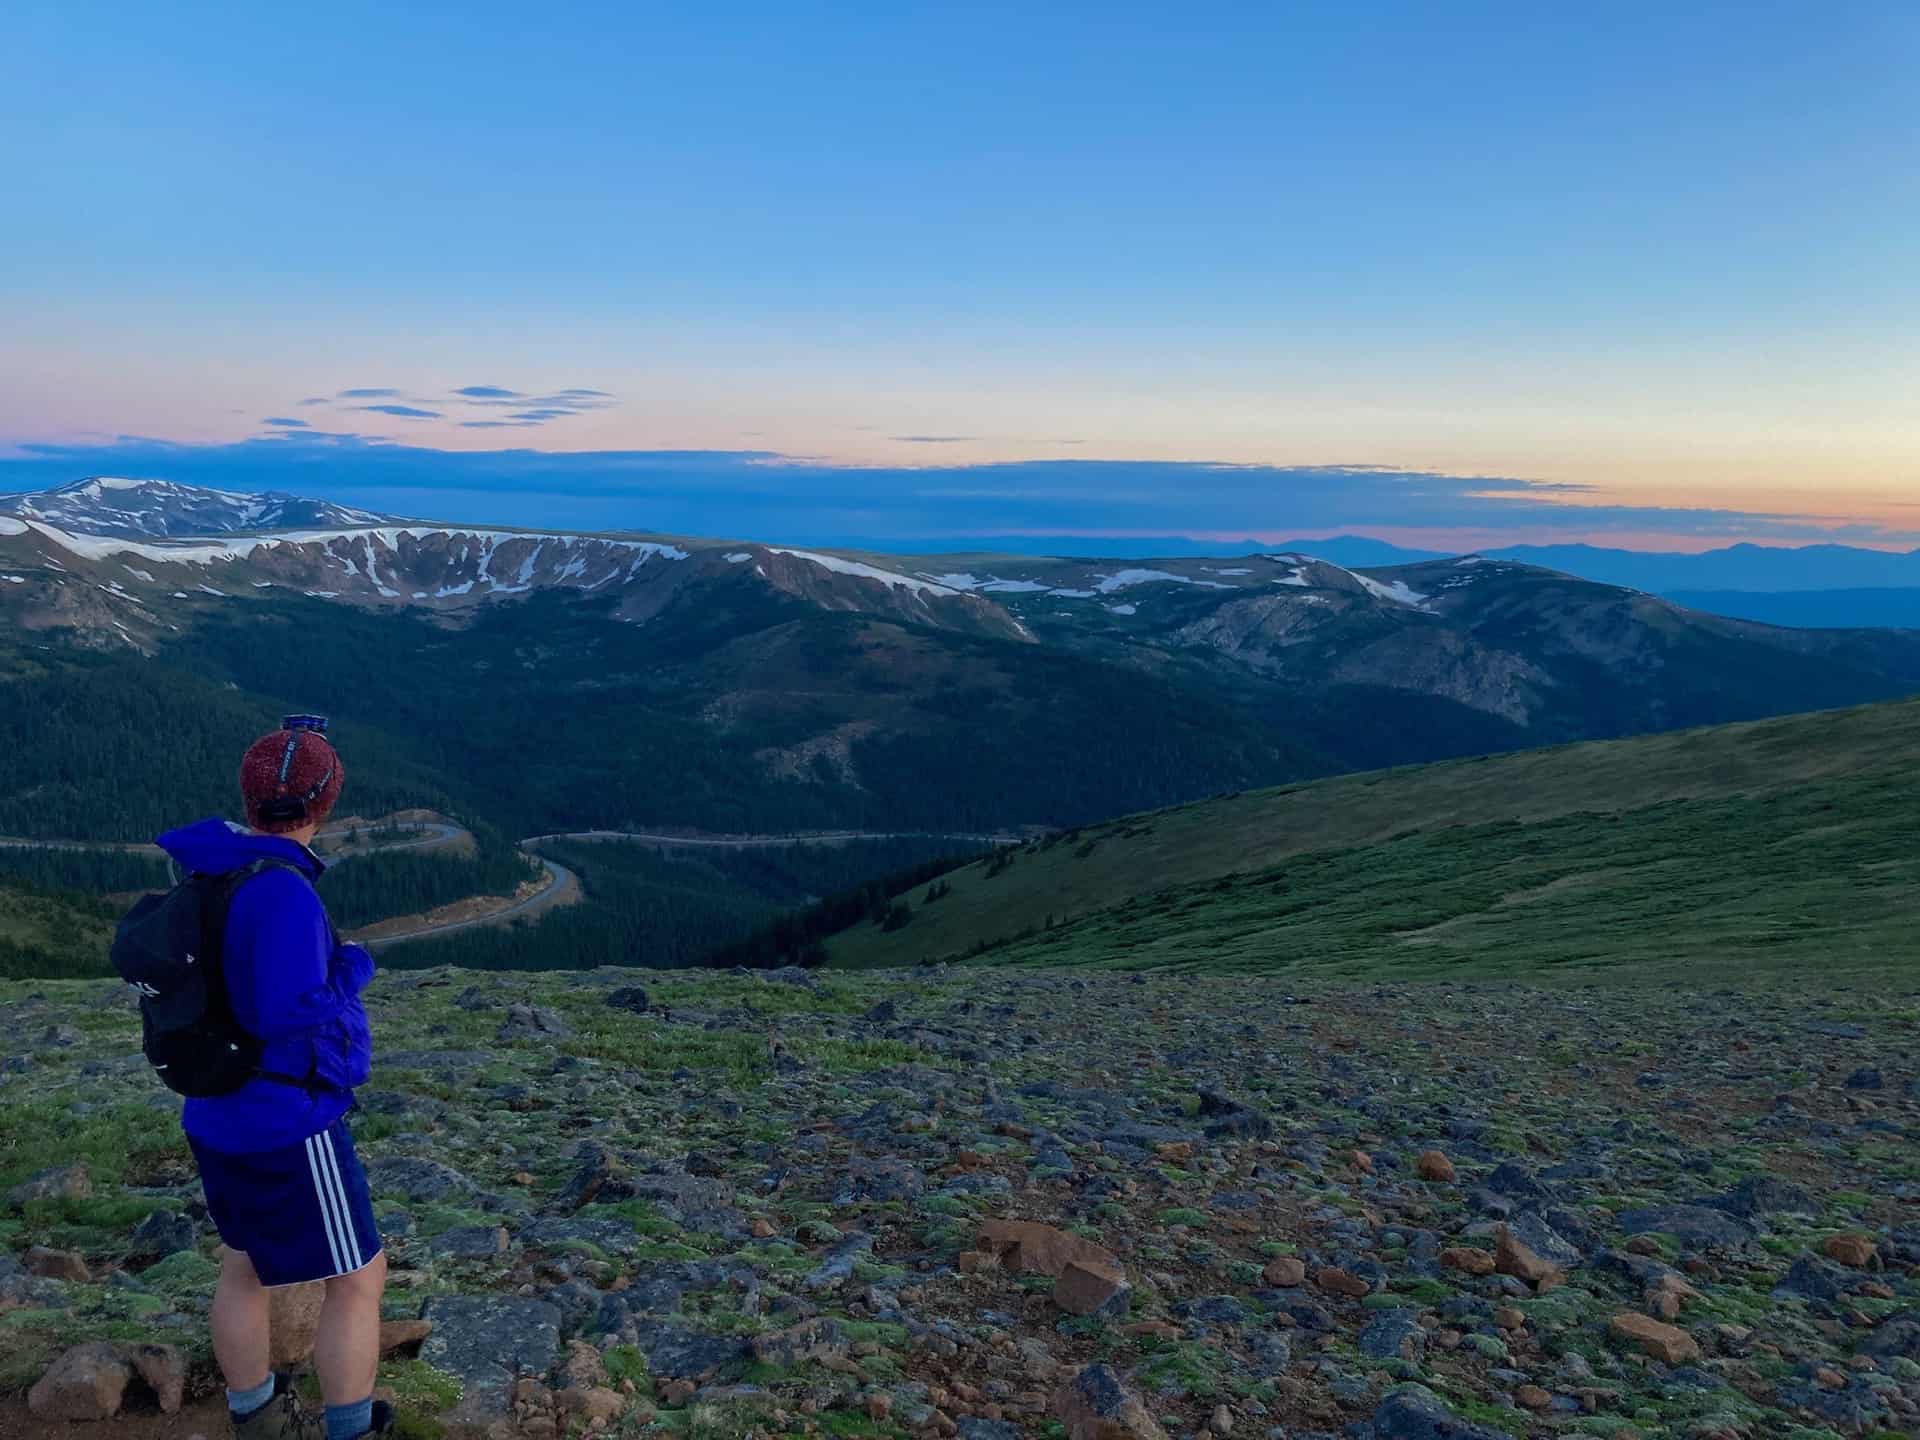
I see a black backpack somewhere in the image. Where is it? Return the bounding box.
[112,860,335,1098]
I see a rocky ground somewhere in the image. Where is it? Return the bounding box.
[2,967,1918,1440]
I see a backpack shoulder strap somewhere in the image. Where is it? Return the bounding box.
[201,859,341,1097]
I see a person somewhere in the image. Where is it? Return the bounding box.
[155,719,386,1440]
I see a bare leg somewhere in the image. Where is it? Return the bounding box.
[314,1251,387,1407]
[211,1248,273,1392]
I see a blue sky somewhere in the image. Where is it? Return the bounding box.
[3,2,1916,549]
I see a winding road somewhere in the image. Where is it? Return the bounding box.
[2,817,1013,952]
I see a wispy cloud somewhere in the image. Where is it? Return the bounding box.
[508,409,579,422]
[356,404,442,419]
[297,397,331,407]
[338,387,402,399]
[453,385,523,399]
[893,435,975,444]
[262,417,309,428]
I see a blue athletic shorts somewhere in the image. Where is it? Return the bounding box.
[190,1117,383,1287]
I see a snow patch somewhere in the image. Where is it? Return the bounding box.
[725,552,755,564]
[980,578,1053,594]
[1,575,24,584]
[197,584,227,597]
[769,548,961,596]
[0,517,26,536]
[1350,572,1429,607]
[1094,568,1188,593]
[1105,603,1138,616]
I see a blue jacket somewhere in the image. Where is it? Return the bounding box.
[155,818,373,1154]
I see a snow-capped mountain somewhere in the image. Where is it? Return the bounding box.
[0,477,399,539]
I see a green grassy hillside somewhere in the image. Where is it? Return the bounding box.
[829,695,1920,982]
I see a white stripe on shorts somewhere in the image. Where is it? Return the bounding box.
[305,1134,347,1274]
[318,1131,363,1272]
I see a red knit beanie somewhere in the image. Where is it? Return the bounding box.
[239,727,346,834]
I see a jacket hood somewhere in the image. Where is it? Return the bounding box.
[155,817,325,878]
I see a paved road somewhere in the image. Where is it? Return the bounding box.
[522,827,1019,847]
[354,854,580,951]
[4,816,1011,950]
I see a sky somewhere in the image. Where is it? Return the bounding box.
[3,2,1916,551]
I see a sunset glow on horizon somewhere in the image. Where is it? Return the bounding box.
[4,3,1916,552]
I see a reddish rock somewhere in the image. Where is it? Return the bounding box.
[1439,1246,1495,1276]
[1495,1226,1563,1292]
[1610,1312,1701,1365]
[659,1379,696,1407]
[1155,1142,1194,1163]
[1492,1306,1525,1331]
[1314,1266,1371,1298]
[1349,1149,1374,1173]
[379,1319,434,1356]
[1262,1256,1306,1287]
[866,1394,893,1421]
[1055,1259,1131,1317]
[560,1386,627,1424]
[978,1220,1116,1278]
[1053,1363,1169,1440]
[1415,1150,1455,1183]
[750,1217,777,1238]
[25,1246,90,1283]
[269,1278,327,1368]
[1824,1233,1877,1268]
[28,1342,131,1420]
[957,1249,1000,1274]
[1515,1384,1551,1410]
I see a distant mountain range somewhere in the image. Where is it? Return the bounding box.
[0,475,396,538]
[4,472,1920,867]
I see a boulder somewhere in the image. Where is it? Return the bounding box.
[1054,1259,1131,1318]
[131,1208,199,1257]
[1823,1232,1876,1268]
[28,1342,131,1420]
[7,1162,91,1210]
[1439,1246,1495,1276]
[26,1246,90,1283]
[1609,1312,1700,1364]
[604,986,651,1014]
[379,1319,434,1356]
[1415,1150,1455,1183]
[1616,1204,1752,1249]
[1314,1266,1371,1298]
[420,1295,563,1420]
[1357,1310,1426,1362]
[270,1278,328,1368]
[1371,1386,1511,1439]
[125,1343,185,1413]
[1262,1256,1306,1286]
[1494,1226,1561,1291]
[977,1219,1116,1277]
[1053,1362,1168,1440]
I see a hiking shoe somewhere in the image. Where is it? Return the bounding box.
[232,1375,324,1440]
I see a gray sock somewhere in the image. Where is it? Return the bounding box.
[228,1374,277,1418]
